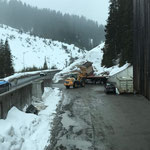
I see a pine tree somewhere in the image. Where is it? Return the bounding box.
[43,57,48,70]
[102,0,133,67]
[119,0,133,66]
[0,40,5,78]
[102,0,119,67]
[4,39,14,76]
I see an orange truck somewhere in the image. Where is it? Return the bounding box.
[64,62,108,89]
[64,72,85,89]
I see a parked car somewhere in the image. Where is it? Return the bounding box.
[40,72,47,77]
[104,82,116,94]
[0,80,11,94]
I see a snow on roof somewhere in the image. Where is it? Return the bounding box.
[107,64,131,76]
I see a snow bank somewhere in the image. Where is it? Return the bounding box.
[103,63,130,76]
[53,42,130,83]
[53,59,86,83]
[0,87,62,150]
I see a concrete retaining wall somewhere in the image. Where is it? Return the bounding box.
[0,70,60,119]
[32,80,44,100]
[0,84,32,119]
[0,80,46,119]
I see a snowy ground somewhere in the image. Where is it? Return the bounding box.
[0,24,86,72]
[0,87,62,150]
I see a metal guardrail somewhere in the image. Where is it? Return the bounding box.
[0,70,61,95]
[0,70,61,119]
[10,70,61,88]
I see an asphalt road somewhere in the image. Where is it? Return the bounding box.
[49,84,150,150]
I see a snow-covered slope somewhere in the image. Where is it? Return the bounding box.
[53,43,130,82]
[0,24,87,72]
[0,87,62,150]
[85,43,130,76]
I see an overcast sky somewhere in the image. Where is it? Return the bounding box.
[20,0,109,25]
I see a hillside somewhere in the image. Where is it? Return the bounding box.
[0,0,105,50]
[0,24,87,72]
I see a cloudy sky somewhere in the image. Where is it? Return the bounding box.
[20,0,109,25]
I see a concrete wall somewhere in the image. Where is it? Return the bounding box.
[0,84,32,119]
[0,70,59,119]
[133,0,150,100]
[32,80,44,100]
[0,80,46,119]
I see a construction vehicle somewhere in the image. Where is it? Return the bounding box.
[64,72,85,89]
[64,62,108,89]
[64,62,93,89]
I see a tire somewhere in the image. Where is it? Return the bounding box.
[73,82,78,88]
[66,86,70,89]
[81,81,85,87]
[104,89,108,94]
[106,91,109,94]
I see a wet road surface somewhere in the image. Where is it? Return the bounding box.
[48,84,150,150]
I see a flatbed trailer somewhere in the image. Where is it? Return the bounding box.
[84,75,108,84]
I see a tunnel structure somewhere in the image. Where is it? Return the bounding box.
[133,0,150,100]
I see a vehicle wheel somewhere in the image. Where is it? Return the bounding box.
[105,90,108,94]
[81,81,85,87]
[73,82,78,88]
[113,89,116,94]
[66,86,70,89]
